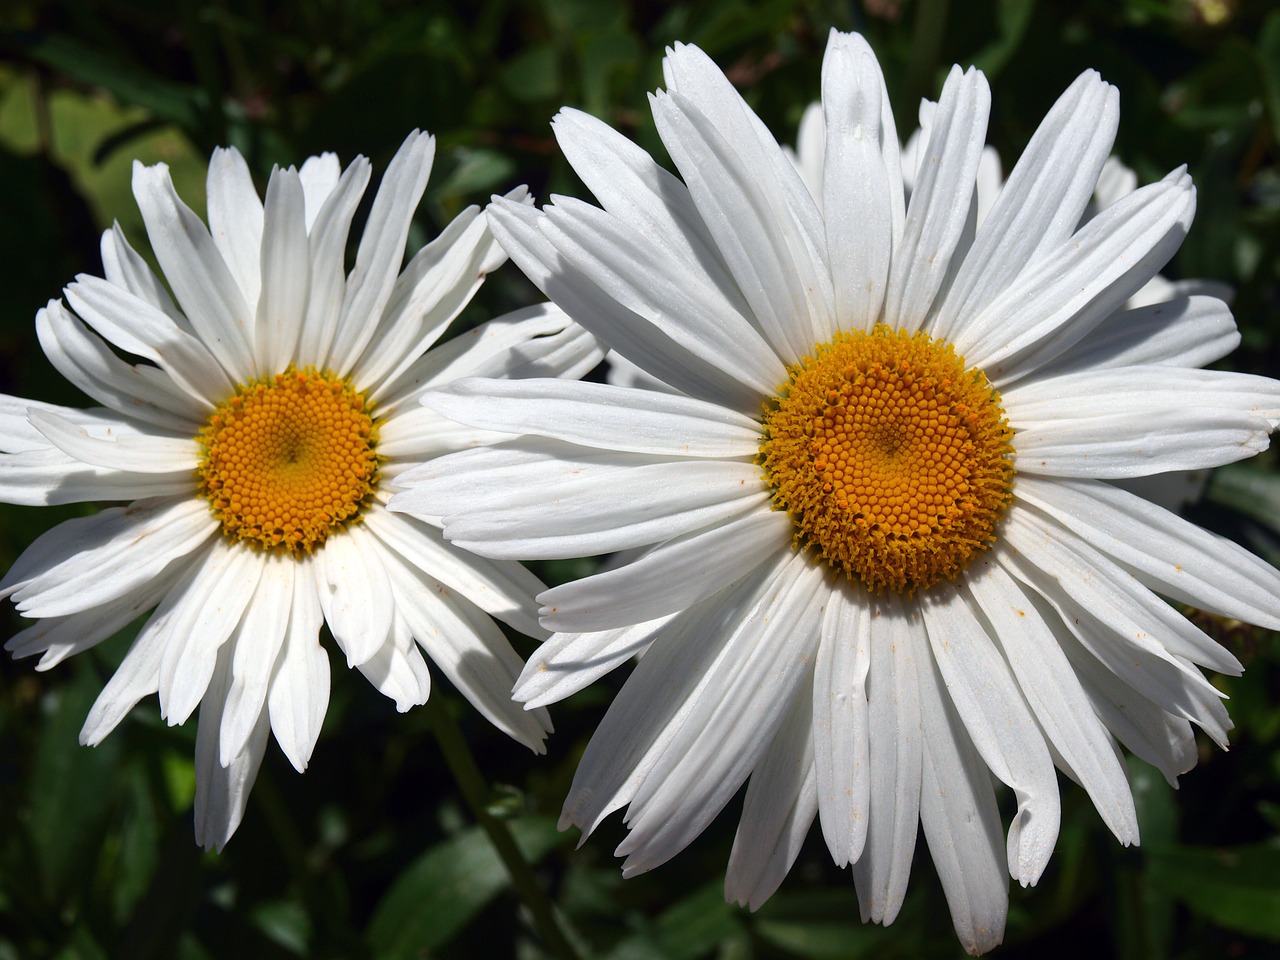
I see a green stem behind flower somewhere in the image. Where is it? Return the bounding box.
[424,695,582,960]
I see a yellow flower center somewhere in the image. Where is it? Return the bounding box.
[758,325,1014,593]
[196,366,380,554]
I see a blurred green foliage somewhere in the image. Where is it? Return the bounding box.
[1,0,1279,958]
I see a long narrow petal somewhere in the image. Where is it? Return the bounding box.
[812,578,872,868]
[28,409,198,473]
[616,554,825,876]
[36,300,205,431]
[725,676,818,909]
[932,71,1118,342]
[220,554,294,765]
[486,198,755,412]
[883,65,990,333]
[363,508,545,638]
[65,276,231,407]
[353,611,432,712]
[1017,475,1280,632]
[851,591,922,925]
[328,131,435,375]
[267,559,329,772]
[296,158,371,365]
[420,377,763,459]
[966,559,1139,844]
[915,637,1008,955]
[921,586,1061,886]
[536,507,791,632]
[314,523,394,667]
[255,166,310,374]
[100,223,185,324]
[1039,295,1239,376]
[382,550,551,749]
[1,497,217,619]
[374,303,603,415]
[132,160,255,380]
[551,107,750,320]
[964,170,1197,381]
[513,615,672,709]
[193,641,270,851]
[1009,367,1280,477]
[157,539,264,726]
[0,447,193,507]
[206,146,265,311]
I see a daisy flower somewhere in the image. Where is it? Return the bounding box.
[0,131,601,850]
[389,33,1280,955]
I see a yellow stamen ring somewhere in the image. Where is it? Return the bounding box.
[196,365,380,554]
[759,325,1014,593]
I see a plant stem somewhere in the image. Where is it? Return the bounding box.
[425,695,581,960]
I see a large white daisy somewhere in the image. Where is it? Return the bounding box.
[389,33,1280,954]
[0,131,602,850]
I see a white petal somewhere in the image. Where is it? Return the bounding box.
[616,554,825,877]
[1017,475,1280,634]
[1009,367,1280,477]
[354,611,432,713]
[486,198,752,412]
[660,42,835,357]
[931,71,1118,343]
[725,675,818,910]
[420,377,762,459]
[28,409,197,473]
[651,88,831,363]
[965,559,1139,844]
[0,446,194,506]
[999,510,1233,747]
[513,615,671,710]
[5,572,169,670]
[255,166,310,374]
[314,523,394,667]
[194,642,270,851]
[157,539,265,726]
[207,147,264,312]
[915,636,1008,955]
[65,276,231,408]
[812,579,871,868]
[354,193,514,393]
[558,558,784,836]
[537,506,791,632]
[374,302,601,414]
[382,550,551,749]
[132,160,255,380]
[363,508,545,638]
[78,565,194,745]
[1044,295,1239,375]
[298,152,341,228]
[851,591,921,925]
[328,131,435,376]
[920,587,1061,886]
[220,554,294,765]
[296,158,371,365]
[377,406,514,462]
[550,107,751,321]
[537,195,784,400]
[100,222,185,324]
[883,66,990,333]
[396,439,769,559]
[36,300,205,431]
[1,497,217,619]
[965,169,1197,383]
[267,559,329,772]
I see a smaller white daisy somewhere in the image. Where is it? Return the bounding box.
[1,131,602,849]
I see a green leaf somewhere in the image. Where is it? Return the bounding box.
[6,32,205,131]
[367,815,567,959]
[1146,843,1280,941]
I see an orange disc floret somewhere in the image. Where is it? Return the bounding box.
[758,325,1014,594]
[196,365,380,554]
